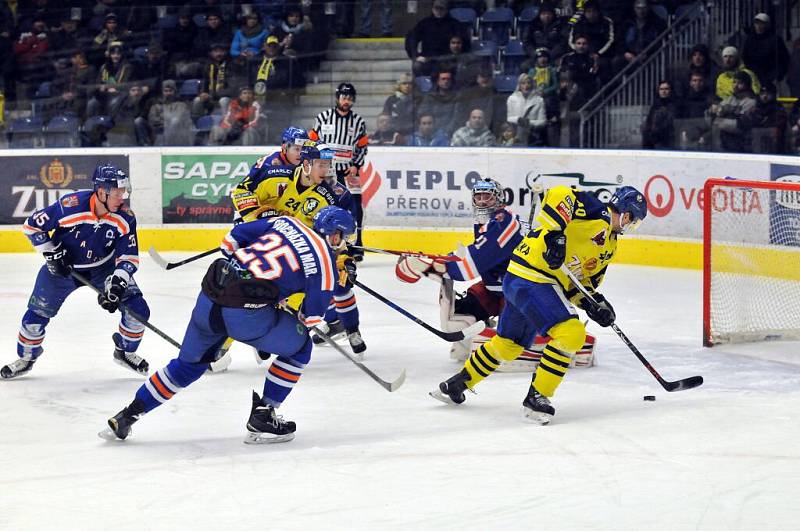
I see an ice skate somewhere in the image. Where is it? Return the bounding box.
[244,391,296,444]
[112,333,149,376]
[347,329,366,358]
[98,400,145,441]
[522,382,555,425]
[1,356,36,380]
[311,320,346,345]
[429,369,472,405]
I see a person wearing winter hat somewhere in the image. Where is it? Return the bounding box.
[709,69,758,152]
[715,46,760,99]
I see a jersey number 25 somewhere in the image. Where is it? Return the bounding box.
[236,234,300,280]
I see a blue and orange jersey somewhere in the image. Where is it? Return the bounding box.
[261,149,292,167]
[445,208,526,291]
[222,216,337,327]
[22,190,139,275]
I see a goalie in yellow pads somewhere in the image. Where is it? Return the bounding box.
[430,185,648,424]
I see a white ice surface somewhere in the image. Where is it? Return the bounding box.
[1,254,799,531]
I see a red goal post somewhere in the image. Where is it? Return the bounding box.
[703,178,800,346]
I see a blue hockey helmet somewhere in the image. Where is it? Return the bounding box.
[300,140,334,163]
[313,206,356,248]
[281,126,309,146]
[609,186,647,231]
[92,164,131,196]
[471,177,505,224]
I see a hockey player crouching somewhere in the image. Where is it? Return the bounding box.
[395,178,596,371]
[101,206,356,443]
[1,165,150,379]
[431,186,648,425]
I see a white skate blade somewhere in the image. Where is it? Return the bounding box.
[522,407,552,425]
[429,389,461,406]
[113,357,148,377]
[97,427,128,441]
[243,431,295,444]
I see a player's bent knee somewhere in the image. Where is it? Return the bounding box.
[165,358,207,387]
[124,296,150,322]
[547,318,586,353]
[489,335,525,362]
[293,335,312,365]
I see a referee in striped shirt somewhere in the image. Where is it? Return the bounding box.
[309,82,369,257]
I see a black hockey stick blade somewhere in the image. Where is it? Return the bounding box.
[71,271,182,349]
[311,323,406,392]
[663,375,704,392]
[352,279,485,342]
[148,246,218,270]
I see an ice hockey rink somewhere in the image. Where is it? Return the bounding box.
[1,253,799,531]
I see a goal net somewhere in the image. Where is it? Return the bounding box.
[703,178,800,346]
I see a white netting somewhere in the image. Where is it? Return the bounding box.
[706,180,800,345]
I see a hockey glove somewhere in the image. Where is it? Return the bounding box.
[43,242,71,277]
[542,231,566,270]
[98,273,129,314]
[395,254,447,283]
[581,293,616,328]
[337,253,357,287]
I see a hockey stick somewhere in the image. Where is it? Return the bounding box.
[561,267,703,392]
[70,270,182,349]
[352,279,486,342]
[349,245,461,262]
[148,246,219,270]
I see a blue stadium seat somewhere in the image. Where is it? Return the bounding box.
[450,7,477,37]
[493,74,518,93]
[44,115,80,147]
[34,81,52,99]
[82,115,114,133]
[472,40,499,68]
[516,5,540,39]
[502,40,527,76]
[179,79,202,99]
[415,76,433,93]
[480,7,514,46]
[8,117,43,148]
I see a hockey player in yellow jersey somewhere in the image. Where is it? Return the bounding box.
[231,140,344,226]
[430,185,648,424]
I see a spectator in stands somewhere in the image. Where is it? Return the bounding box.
[134,42,173,102]
[163,8,198,64]
[558,68,588,147]
[272,6,305,57]
[383,72,415,136]
[709,71,758,153]
[729,13,790,88]
[405,0,470,76]
[138,79,193,146]
[211,86,263,145]
[641,80,677,149]
[675,71,713,150]
[440,34,481,90]
[42,84,85,122]
[528,47,559,123]
[19,0,59,30]
[231,12,268,59]
[407,112,450,146]
[92,13,128,53]
[523,2,567,61]
[451,108,496,147]
[454,68,500,133]
[359,0,393,38]
[506,72,546,146]
[370,113,402,145]
[673,43,718,97]
[193,9,232,60]
[87,41,134,116]
[13,16,50,86]
[567,1,614,82]
[49,12,89,61]
[498,122,522,146]
[617,0,666,70]
[716,46,760,100]
[420,69,460,136]
[559,34,597,95]
[108,83,146,146]
[192,42,238,119]
[751,83,788,154]
[250,35,295,98]
[65,51,96,110]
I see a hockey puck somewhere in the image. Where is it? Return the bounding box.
[643,395,656,401]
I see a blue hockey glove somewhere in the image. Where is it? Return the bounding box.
[98,274,128,313]
[581,293,616,327]
[43,242,71,277]
[542,230,566,270]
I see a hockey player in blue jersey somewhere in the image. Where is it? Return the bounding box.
[262,126,309,167]
[1,165,151,380]
[100,206,356,443]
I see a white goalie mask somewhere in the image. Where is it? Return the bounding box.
[471,178,505,224]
